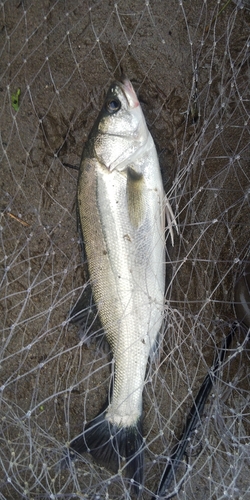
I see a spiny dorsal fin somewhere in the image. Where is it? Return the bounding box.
[164,194,178,246]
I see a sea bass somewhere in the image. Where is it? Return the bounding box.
[69,77,177,488]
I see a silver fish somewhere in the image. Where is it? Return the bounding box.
[69,77,177,489]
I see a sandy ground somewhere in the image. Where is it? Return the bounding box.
[0,1,250,499]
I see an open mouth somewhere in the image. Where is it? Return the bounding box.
[119,77,139,109]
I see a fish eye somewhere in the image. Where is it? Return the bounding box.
[106,98,121,114]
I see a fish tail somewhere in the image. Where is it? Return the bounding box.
[68,411,144,491]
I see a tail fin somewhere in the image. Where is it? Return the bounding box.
[68,411,144,491]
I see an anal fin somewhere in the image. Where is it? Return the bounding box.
[68,288,104,343]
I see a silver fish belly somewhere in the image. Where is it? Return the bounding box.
[69,78,175,489]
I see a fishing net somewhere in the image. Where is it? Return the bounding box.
[1,0,250,498]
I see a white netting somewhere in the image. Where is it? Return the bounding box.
[1,0,250,498]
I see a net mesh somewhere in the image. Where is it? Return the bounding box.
[1,0,250,498]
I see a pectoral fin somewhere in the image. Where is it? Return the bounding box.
[126,165,145,228]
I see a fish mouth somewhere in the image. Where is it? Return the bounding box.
[118,76,139,109]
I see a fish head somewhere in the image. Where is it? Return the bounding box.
[91,78,150,172]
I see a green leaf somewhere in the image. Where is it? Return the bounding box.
[11,88,21,111]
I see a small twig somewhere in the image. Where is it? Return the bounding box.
[6,212,29,227]
[205,0,233,32]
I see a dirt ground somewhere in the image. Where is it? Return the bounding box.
[0,1,250,499]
